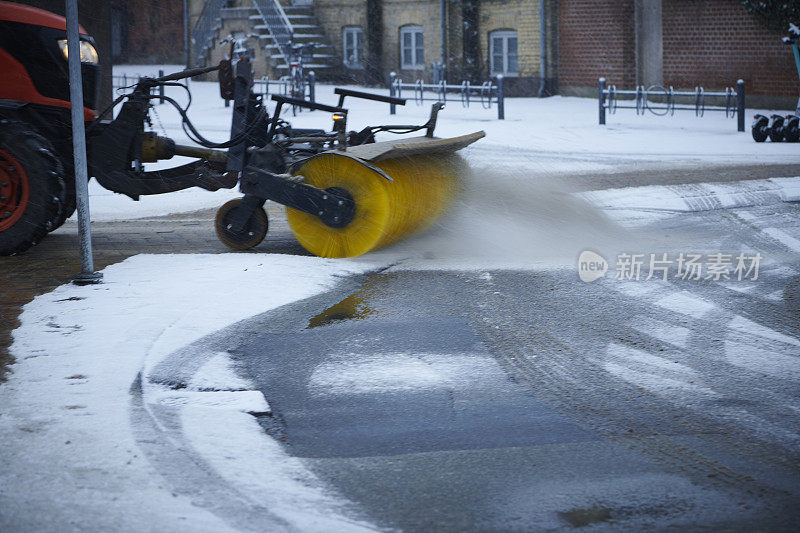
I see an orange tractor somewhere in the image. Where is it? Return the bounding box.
[0,1,482,258]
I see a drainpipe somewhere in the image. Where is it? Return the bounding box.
[441,0,446,82]
[537,0,546,97]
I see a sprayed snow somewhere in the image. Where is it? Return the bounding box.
[354,167,632,271]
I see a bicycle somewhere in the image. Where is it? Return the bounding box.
[219,33,258,62]
[283,42,315,115]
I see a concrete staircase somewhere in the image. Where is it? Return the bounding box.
[250,4,339,79]
[191,1,340,81]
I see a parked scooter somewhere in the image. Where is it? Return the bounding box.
[752,23,800,143]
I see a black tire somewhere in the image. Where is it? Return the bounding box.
[751,115,769,143]
[784,117,800,143]
[49,180,76,231]
[215,198,269,250]
[0,121,65,256]
[768,116,785,143]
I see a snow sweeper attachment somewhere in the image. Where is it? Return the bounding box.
[214,81,485,258]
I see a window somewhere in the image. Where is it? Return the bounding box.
[343,27,364,68]
[490,30,518,76]
[400,25,424,69]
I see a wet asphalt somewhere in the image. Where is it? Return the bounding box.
[224,198,800,531]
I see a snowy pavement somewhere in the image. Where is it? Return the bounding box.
[2,66,800,531]
[1,256,378,532]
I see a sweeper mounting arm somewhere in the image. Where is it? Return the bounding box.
[87,64,241,199]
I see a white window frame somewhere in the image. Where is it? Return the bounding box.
[490,30,519,77]
[343,26,364,68]
[400,25,424,70]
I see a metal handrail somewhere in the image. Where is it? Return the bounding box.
[251,0,295,66]
[191,0,226,67]
[272,0,293,32]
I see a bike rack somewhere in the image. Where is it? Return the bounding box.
[598,78,746,131]
[253,71,316,101]
[389,73,505,120]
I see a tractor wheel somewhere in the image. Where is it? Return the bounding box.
[49,180,76,231]
[215,198,269,250]
[0,121,65,256]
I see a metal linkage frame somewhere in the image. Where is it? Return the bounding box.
[389,73,505,120]
[598,78,746,132]
[113,70,172,104]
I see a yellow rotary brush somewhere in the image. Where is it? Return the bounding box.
[286,151,469,258]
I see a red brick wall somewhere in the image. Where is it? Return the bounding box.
[121,0,185,63]
[558,0,636,90]
[558,0,798,101]
[662,0,796,98]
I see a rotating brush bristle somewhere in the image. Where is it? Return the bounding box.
[286,153,466,258]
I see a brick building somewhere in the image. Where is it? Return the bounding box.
[187,0,553,94]
[110,0,187,64]
[558,0,799,108]
[311,0,555,95]
[183,0,796,104]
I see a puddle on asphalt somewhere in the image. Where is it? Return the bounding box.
[306,287,376,329]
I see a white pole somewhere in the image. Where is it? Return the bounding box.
[65,0,102,285]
